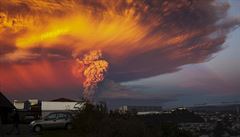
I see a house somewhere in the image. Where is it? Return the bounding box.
[13,99,40,111]
[13,100,26,110]
[12,98,83,120]
[41,98,82,117]
[0,92,15,124]
[13,99,41,123]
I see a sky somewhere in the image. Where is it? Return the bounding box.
[0,0,240,109]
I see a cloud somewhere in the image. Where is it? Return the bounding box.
[0,49,40,63]
[178,65,240,94]
[0,0,239,88]
[97,80,182,100]
[95,80,184,108]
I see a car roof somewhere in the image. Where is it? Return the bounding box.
[49,112,72,115]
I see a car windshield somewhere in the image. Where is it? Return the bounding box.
[57,113,67,119]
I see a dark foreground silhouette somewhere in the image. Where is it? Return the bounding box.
[72,101,196,137]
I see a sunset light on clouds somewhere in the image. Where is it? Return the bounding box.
[0,0,240,107]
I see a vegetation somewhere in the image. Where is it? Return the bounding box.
[71,101,195,137]
[42,130,78,137]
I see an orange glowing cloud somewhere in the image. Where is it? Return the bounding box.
[0,61,81,92]
[73,50,109,98]
[0,0,239,93]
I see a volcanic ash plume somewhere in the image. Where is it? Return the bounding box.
[0,0,239,95]
[73,50,109,99]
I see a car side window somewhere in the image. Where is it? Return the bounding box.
[46,113,57,120]
[57,113,67,120]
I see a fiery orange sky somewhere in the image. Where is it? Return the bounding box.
[0,0,239,104]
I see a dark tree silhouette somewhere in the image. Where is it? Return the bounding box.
[72,101,195,137]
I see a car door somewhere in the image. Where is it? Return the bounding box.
[42,113,58,128]
[55,113,68,128]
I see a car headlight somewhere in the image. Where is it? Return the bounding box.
[30,121,35,125]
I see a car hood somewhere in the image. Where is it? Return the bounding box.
[31,119,44,124]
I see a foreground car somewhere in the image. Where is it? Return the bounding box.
[30,112,73,132]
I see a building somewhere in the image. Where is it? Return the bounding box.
[41,98,82,117]
[14,100,26,110]
[119,105,162,115]
[28,99,38,106]
[13,99,42,123]
[13,99,40,111]
[12,98,84,120]
[12,98,83,121]
[0,92,15,124]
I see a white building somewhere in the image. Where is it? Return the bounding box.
[41,98,83,117]
[13,99,40,110]
[13,100,25,110]
[119,105,162,115]
[28,99,38,106]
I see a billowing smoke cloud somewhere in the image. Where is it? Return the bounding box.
[73,50,109,99]
[95,80,184,108]
[0,0,239,94]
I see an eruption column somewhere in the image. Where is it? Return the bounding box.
[73,50,109,100]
